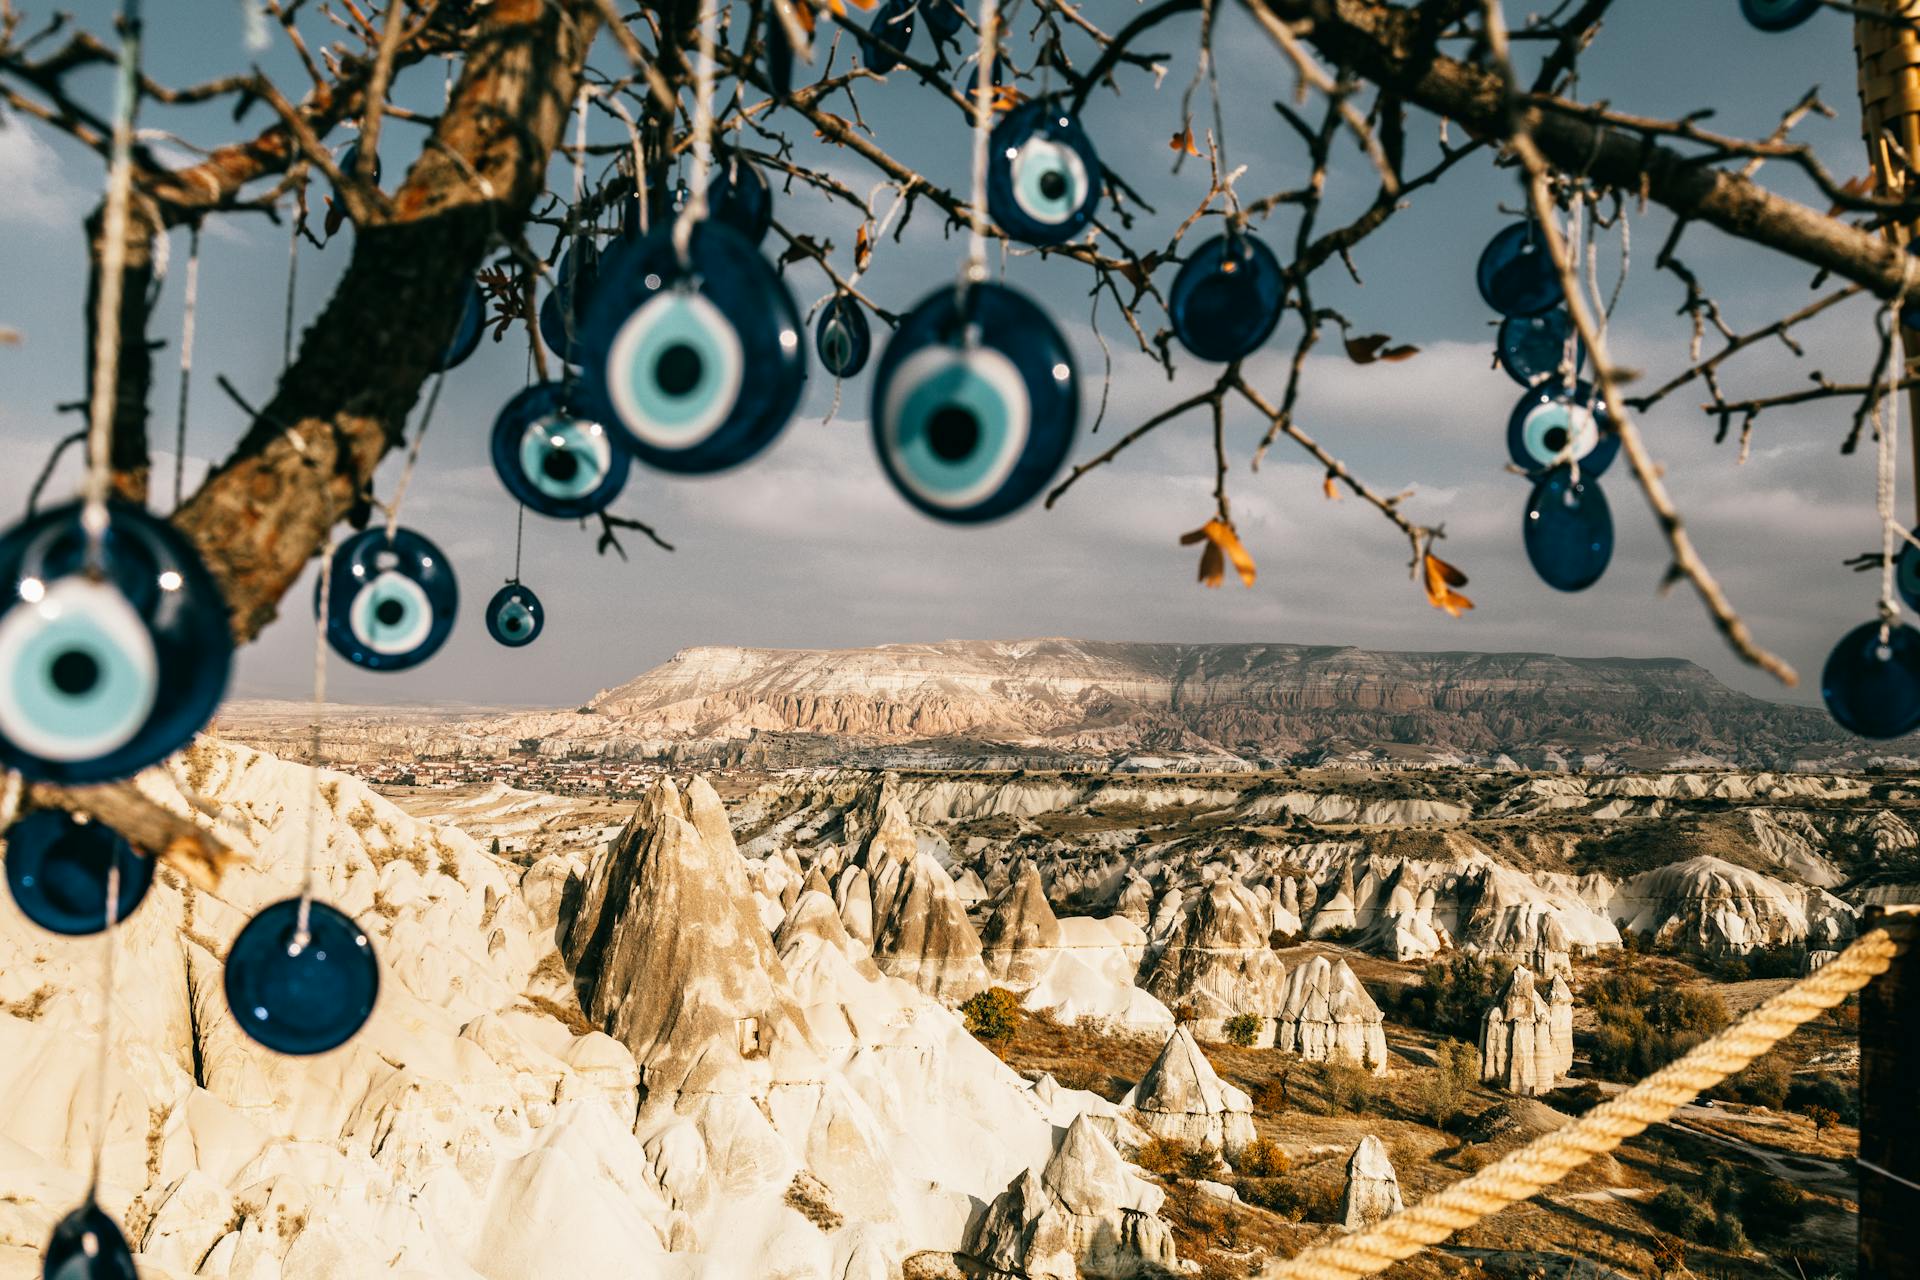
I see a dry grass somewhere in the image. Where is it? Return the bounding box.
[520,993,595,1036]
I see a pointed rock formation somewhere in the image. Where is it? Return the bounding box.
[1547,972,1574,1078]
[1113,874,1154,929]
[1478,966,1566,1096]
[1120,1026,1256,1152]
[1141,880,1286,1044]
[1275,956,1388,1074]
[982,866,1064,985]
[1340,1136,1403,1230]
[871,852,991,1002]
[834,864,875,951]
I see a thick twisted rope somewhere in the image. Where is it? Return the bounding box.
[1258,916,1914,1280]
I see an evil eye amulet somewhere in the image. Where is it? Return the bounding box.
[0,500,231,785]
[817,296,873,378]
[225,897,378,1055]
[486,583,544,648]
[920,0,964,39]
[1169,232,1285,363]
[44,1201,138,1280]
[317,528,457,671]
[988,103,1102,246]
[707,157,775,246]
[5,811,151,935]
[435,276,486,371]
[1507,380,1619,477]
[861,0,917,74]
[1477,221,1561,317]
[1523,467,1612,592]
[579,222,805,474]
[1897,530,1920,614]
[1497,308,1582,386]
[540,237,601,363]
[491,383,629,518]
[871,281,1078,523]
[1739,0,1820,32]
[1823,621,1920,739]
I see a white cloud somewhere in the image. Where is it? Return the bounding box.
[0,121,84,227]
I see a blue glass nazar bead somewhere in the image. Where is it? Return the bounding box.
[1523,467,1613,592]
[816,296,873,379]
[225,897,379,1055]
[1740,0,1820,33]
[5,811,151,935]
[491,383,628,519]
[317,528,459,672]
[44,1200,137,1280]
[1477,221,1561,317]
[486,583,545,648]
[1497,307,1583,387]
[1168,231,1284,363]
[1823,620,1920,739]
[1507,380,1619,478]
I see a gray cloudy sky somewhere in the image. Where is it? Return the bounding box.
[0,2,1891,712]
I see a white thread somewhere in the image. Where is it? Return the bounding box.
[172,223,201,511]
[673,1,719,264]
[965,0,1001,287]
[382,370,448,543]
[297,537,333,941]
[86,853,123,1197]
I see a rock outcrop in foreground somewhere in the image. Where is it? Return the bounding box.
[1120,1026,1257,1153]
[1340,1136,1404,1229]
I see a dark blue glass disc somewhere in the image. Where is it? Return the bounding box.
[44,1201,137,1280]
[485,583,544,648]
[988,102,1102,246]
[1477,221,1561,317]
[0,500,231,785]
[577,221,805,474]
[861,0,917,74]
[817,296,873,378]
[1169,231,1284,363]
[1497,308,1583,386]
[225,897,378,1055]
[540,238,600,364]
[870,281,1078,523]
[1523,468,1613,592]
[1896,530,1920,614]
[707,156,774,246]
[1740,0,1820,32]
[1823,620,1920,739]
[316,527,458,672]
[435,277,486,371]
[491,382,629,518]
[921,0,964,39]
[5,811,151,936]
[1506,380,1619,477]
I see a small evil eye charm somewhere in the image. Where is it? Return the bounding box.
[817,295,873,378]
[1170,231,1285,363]
[1824,620,1920,738]
[1497,308,1582,386]
[988,102,1102,246]
[1523,467,1613,592]
[225,897,378,1055]
[0,500,231,785]
[578,221,806,474]
[871,281,1078,523]
[707,156,775,246]
[435,275,487,371]
[540,237,600,363]
[45,1201,138,1280]
[861,0,918,74]
[1507,380,1619,477]
[1477,221,1561,317]
[491,383,629,518]
[4,811,152,935]
[486,583,545,648]
[318,528,458,671]
[920,0,964,40]
[1740,0,1820,32]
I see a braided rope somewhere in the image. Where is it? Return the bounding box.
[1258,919,1912,1280]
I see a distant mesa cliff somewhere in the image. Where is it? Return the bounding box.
[233,639,1886,770]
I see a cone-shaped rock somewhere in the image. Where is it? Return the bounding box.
[872,852,990,1001]
[1141,879,1285,1045]
[1276,955,1387,1074]
[981,866,1064,986]
[1120,1025,1256,1152]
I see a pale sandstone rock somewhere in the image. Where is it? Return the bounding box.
[1339,1136,1403,1230]
[1120,1026,1256,1152]
[1276,956,1387,1074]
[1141,880,1285,1044]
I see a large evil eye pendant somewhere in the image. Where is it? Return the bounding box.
[318,528,457,671]
[1169,232,1284,363]
[540,237,601,363]
[0,500,230,785]
[1523,467,1613,592]
[1477,221,1561,317]
[435,276,487,371]
[1507,380,1619,477]
[486,583,544,648]
[707,156,775,246]
[45,1201,138,1280]
[861,0,918,73]
[491,383,629,518]
[5,811,152,935]
[1824,620,1920,738]
[871,281,1078,523]
[1740,0,1820,32]
[817,296,873,378]
[225,897,378,1055]
[579,222,805,474]
[1497,308,1582,386]
[988,102,1102,246]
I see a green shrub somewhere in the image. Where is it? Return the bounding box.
[1319,1058,1374,1115]
[1587,975,1730,1081]
[960,987,1020,1045]
[1787,1073,1858,1124]
[1409,953,1515,1038]
[1222,1013,1263,1047]
[1647,1186,1714,1241]
[1420,1039,1481,1127]
[1739,1175,1807,1237]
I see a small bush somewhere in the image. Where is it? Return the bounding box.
[1233,1137,1289,1178]
[1320,1058,1374,1115]
[1647,1186,1714,1242]
[1787,1073,1858,1124]
[1409,953,1515,1038]
[1222,1013,1263,1047]
[1739,1175,1807,1237]
[1419,1038,1481,1127]
[1711,1053,1790,1109]
[960,987,1020,1045]
[1806,1104,1840,1132]
[1136,1136,1192,1178]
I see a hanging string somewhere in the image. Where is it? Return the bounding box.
[84,856,123,1199]
[963,0,1001,291]
[282,219,300,372]
[81,0,145,566]
[382,370,448,543]
[296,536,333,943]
[512,502,525,583]
[672,1,720,266]
[1876,316,1905,631]
[171,222,201,511]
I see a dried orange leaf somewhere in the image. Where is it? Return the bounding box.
[1322,472,1341,502]
[1181,518,1256,589]
[1171,124,1201,157]
[855,223,874,272]
[1380,343,1420,361]
[1422,553,1473,617]
[1828,173,1874,216]
[813,113,854,143]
